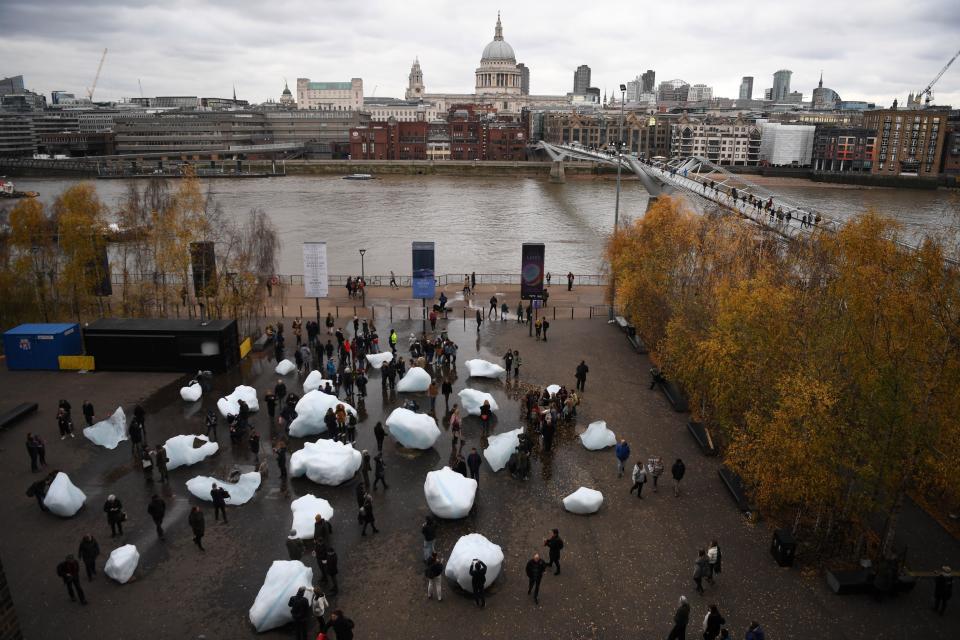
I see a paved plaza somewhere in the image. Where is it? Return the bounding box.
[0,309,957,639]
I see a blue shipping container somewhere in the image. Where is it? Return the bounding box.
[3,323,83,370]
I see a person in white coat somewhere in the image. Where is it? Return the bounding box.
[629,459,648,498]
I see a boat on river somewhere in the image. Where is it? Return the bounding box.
[343,174,374,180]
[0,178,39,199]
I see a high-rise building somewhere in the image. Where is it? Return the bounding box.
[573,65,591,95]
[626,76,642,102]
[764,88,773,101]
[739,77,754,100]
[688,84,713,102]
[658,79,689,102]
[517,63,530,96]
[772,69,792,101]
[0,76,25,97]
[641,70,656,93]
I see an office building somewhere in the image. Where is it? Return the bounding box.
[641,70,656,93]
[573,65,591,95]
[517,63,530,96]
[772,69,792,101]
[0,76,25,97]
[863,107,948,176]
[363,97,441,122]
[811,127,876,172]
[541,110,674,158]
[759,122,816,166]
[296,78,364,111]
[671,115,761,165]
[688,84,713,102]
[658,79,690,102]
[0,114,36,157]
[739,77,754,100]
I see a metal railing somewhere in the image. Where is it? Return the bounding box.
[110,272,609,287]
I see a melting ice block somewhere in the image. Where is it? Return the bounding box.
[275,359,296,375]
[546,384,561,396]
[397,366,431,392]
[180,381,202,402]
[445,533,504,591]
[483,428,522,472]
[83,406,127,449]
[465,359,506,378]
[302,370,333,394]
[458,389,499,416]
[104,544,139,584]
[186,472,261,505]
[42,472,86,517]
[163,434,219,469]
[289,391,357,438]
[289,495,335,540]
[290,439,362,486]
[579,420,616,450]
[366,352,393,370]
[424,467,477,519]
[248,560,314,632]
[563,487,604,514]
[217,385,260,417]
[386,408,441,449]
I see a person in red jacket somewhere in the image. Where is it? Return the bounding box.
[56,555,87,604]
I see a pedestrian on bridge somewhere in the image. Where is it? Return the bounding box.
[567,271,574,291]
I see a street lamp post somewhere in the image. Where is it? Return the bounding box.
[359,249,367,307]
[610,83,627,321]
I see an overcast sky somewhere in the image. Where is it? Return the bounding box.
[1,0,958,107]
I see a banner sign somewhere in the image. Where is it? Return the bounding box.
[521,243,545,300]
[412,241,436,299]
[303,242,329,298]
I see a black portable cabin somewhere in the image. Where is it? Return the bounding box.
[83,318,241,373]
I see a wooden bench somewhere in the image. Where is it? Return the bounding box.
[687,421,717,455]
[826,569,873,595]
[649,368,689,412]
[0,402,39,430]
[718,465,753,513]
[614,316,648,353]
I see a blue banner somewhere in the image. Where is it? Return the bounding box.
[412,241,435,299]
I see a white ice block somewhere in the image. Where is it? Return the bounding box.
[248,560,314,632]
[186,472,261,505]
[563,487,604,514]
[217,385,260,417]
[424,467,477,519]
[465,359,506,378]
[397,366,431,392]
[275,359,296,375]
[180,381,202,402]
[42,472,86,517]
[385,408,441,449]
[546,384,561,396]
[458,389,500,416]
[302,370,333,394]
[579,420,616,450]
[82,406,127,449]
[483,428,522,472]
[289,439,362,486]
[444,533,504,591]
[289,494,335,540]
[289,391,357,438]
[366,352,393,370]
[104,544,139,584]
[163,434,219,469]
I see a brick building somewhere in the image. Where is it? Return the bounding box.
[541,110,674,158]
[811,127,876,173]
[862,107,949,177]
[940,110,960,175]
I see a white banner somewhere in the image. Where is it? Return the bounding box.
[303,242,328,298]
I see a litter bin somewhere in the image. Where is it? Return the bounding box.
[771,529,796,567]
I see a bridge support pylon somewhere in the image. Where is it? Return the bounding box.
[549,160,565,184]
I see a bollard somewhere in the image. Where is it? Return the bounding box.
[281,305,285,318]
[553,307,556,320]
[390,307,393,322]
[571,307,573,319]
[300,305,303,318]
[336,306,339,319]
[372,307,375,321]
[463,308,466,330]
[408,307,411,320]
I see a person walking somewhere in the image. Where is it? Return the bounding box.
[615,439,631,478]
[513,350,521,378]
[248,430,261,464]
[469,559,487,608]
[544,529,564,575]
[426,552,444,601]
[129,415,144,458]
[26,433,40,472]
[81,400,95,427]
[466,448,482,485]
[441,378,453,412]
[188,506,205,550]
[500,301,509,322]
[702,604,726,640]
[516,301,524,324]
[672,458,686,497]
[374,421,386,453]
[147,494,166,539]
[77,534,100,581]
[934,565,953,615]
[56,407,74,440]
[422,516,437,562]
[693,549,709,595]
[629,459,648,498]
[373,453,388,490]
[428,380,439,414]
[211,483,230,523]
[275,440,288,480]
[286,529,305,560]
[541,318,550,341]
[450,405,462,446]
[323,548,340,595]
[104,495,124,537]
[360,450,372,489]
[707,540,721,584]
[476,309,483,333]
[307,586,330,633]
[667,595,690,640]
[574,360,589,392]
[526,553,547,604]
[205,409,218,441]
[567,271,574,291]
[328,610,353,640]
[647,455,664,492]
[745,621,766,640]
[288,586,312,640]
[56,555,87,605]
[360,493,379,535]
[155,445,169,483]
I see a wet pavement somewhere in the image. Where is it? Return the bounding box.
[0,315,957,639]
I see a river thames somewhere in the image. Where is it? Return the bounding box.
[6,175,959,275]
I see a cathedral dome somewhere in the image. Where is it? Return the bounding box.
[481,13,516,62]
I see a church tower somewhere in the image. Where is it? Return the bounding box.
[405,58,425,100]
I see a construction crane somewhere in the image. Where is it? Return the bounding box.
[917,46,960,106]
[86,48,108,101]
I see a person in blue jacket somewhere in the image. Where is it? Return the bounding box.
[615,439,631,478]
